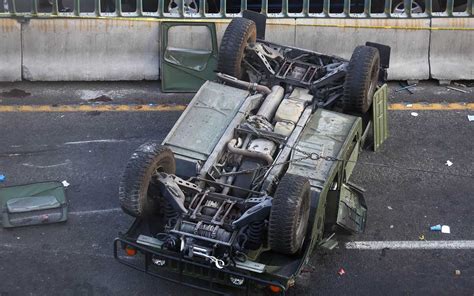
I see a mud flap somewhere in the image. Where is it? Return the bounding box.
[336,183,367,233]
[372,84,389,152]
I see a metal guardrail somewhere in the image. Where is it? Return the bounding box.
[0,0,472,18]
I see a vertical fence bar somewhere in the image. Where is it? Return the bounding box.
[178,0,184,17]
[158,0,164,17]
[302,0,309,16]
[115,0,122,16]
[384,0,392,16]
[74,0,80,16]
[136,0,143,15]
[404,0,412,17]
[199,0,205,16]
[282,0,288,16]
[323,0,329,16]
[363,0,371,16]
[343,0,350,16]
[446,0,454,16]
[32,0,38,14]
[240,0,247,14]
[468,0,473,15]
[52,0,59,15]
[261,0,268,16]
[9,0,17,15]
[94,0,101,16]
[424,0,432,16]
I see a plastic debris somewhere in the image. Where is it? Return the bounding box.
[337,268,346,276]
[455,270,461,276]
[418,234,425,241]
[441,225,451,234]
[0,174,5,182]
[430,224,451,233]
[61,180,70,188]
[468,115,474,122]
[387,206,393,210]
[411,112,419,117]
[446,160,453,167]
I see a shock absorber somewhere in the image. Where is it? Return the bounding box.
[245,221,265,250]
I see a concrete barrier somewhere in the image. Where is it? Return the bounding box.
[22,19,160,81]
[430,18,474,82]
[295,18,431,81]
[0,19,21,81]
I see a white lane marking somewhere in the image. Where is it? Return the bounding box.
[22,159,71,169]
[63,139,124,145]
[345,241,474,250]
[68,208,122,216]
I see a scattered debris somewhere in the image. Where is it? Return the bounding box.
[0,88,31,98]
[16,236,20,240]
[430,224,451,233]
[337,268,346,276]
[319,233,338,250]
[411,112,419,117]
[390,225,394,229]
[455,269,461,276]
[0,174,5,182]
[441,225,451,234]
[446,86,469,94]
[61,180,70,188]
[453,82,467,88]
[418,234,425,241]
[88,95,113,102]
[468,115,474,122]
[395,84,417,93]
[446,160,453,167]
[387,206,393,210]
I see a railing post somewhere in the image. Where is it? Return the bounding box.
[95,0,101,16]
[425,0,432,16]
[302,0,309,16]
[32,0,38,15]
[115,0,122,16]
[219,0,226,16]
[384,0,392,17]
[468,0,473,16]
[323,0,329,16]
[261,0,268,16]
[446,0,454,16]
[136,0,143,16]
[404,0,412,17]
[51,0,59,15]
[73,0,80,16]
[159,0,164,17]
[240,0,248,14]
[282,0,288,16]
[343,0,350,16]
[199,0,205,16]
[364,0,371,16]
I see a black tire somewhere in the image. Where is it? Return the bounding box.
[119,142,176,218]
[343,45,380,114]
[268,174,311,255]
[217,18,257,79]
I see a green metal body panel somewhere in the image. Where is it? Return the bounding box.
[0,181,67,228]
[161,22,218,93]
[373,84,389,152]
[287,108,364,249]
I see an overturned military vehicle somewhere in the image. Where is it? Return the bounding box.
[114,15,389,295]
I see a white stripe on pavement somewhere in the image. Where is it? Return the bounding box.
[345,240,474,250]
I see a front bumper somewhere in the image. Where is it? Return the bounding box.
[114,236,287,295]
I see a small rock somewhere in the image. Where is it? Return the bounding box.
[387,206,393,210]
[411,112,419,117]
[390,225,394,229]
[446,160,453,167]
[455,269,461,276]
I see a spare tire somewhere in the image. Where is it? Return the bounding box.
[268,174,311,255]
[343,45,380,114]
[119,142,176,218]
[217,18,257,79]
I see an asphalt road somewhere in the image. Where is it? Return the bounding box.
[0,81,473,296]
